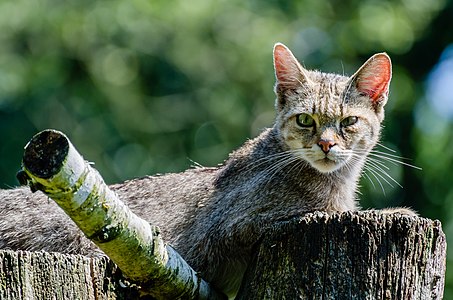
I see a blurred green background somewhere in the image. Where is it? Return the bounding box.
[1,0,452,296]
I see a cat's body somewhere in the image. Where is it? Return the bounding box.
[0,43,410,297]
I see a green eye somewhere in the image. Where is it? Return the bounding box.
[296,113,315,127]
[341,116,358,127]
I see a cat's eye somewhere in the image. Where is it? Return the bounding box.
[296,113,315,128]
[341,116,358,127]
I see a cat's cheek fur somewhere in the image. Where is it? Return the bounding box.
[353,116,382,150]
[278,117,312,148]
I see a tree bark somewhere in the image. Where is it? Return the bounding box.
[236,211,446,300]
[0,250,140,300]
[0,213,445,299]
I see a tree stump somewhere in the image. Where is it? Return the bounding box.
[236,211,446,300]
[0,212,446,299]
[0,250,140,299]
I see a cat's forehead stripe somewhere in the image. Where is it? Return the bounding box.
[307,73,347,117]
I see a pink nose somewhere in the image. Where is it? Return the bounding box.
[318,139,336,154]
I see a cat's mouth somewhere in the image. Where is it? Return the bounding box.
[312,157,342,173]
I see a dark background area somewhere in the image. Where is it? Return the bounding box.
[1,0,452,296]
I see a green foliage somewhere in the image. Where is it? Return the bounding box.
[1,0,452,296]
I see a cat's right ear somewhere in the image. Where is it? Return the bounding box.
[273,43,308,91]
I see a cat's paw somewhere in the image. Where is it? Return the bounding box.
[379,207,418,216]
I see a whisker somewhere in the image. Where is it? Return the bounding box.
[370,150,413,161]
[284,159,306,186]
[369,143,421,170]
[367,157,390,171]
[267,155,301,178]
[346,155,377,189]
[368,153,422,170]
[261,155,302,190]
[235,150,297,174]
[362,171,377,190]
[350,145,416,191]
[375,142,397,153]
[366,160,403,188]
[364,166,386,195]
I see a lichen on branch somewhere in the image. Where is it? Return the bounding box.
[18,129,225,300]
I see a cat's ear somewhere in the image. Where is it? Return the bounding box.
[273,43,308,90]
[350,53,392,107]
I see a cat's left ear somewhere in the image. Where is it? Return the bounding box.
[349,53,392,109]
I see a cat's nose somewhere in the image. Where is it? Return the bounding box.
[318,139,336,154]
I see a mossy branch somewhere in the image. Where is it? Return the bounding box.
[17,129,226,300]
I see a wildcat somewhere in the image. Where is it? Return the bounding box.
[0,43,414,298]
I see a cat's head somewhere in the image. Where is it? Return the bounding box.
[273,43,391,174]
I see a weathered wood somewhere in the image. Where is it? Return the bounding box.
[0,213,446,299]
[236,211,446,299]
[0,250,140,300]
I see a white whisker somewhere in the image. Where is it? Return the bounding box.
[375,142,397,153]
[364,165,386,195]
[352,143,421,192]
[367,157,390,171]
[366,160,403,188]
[235,150,297,174]
[362,171,376,190]
[369,152,422,170]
